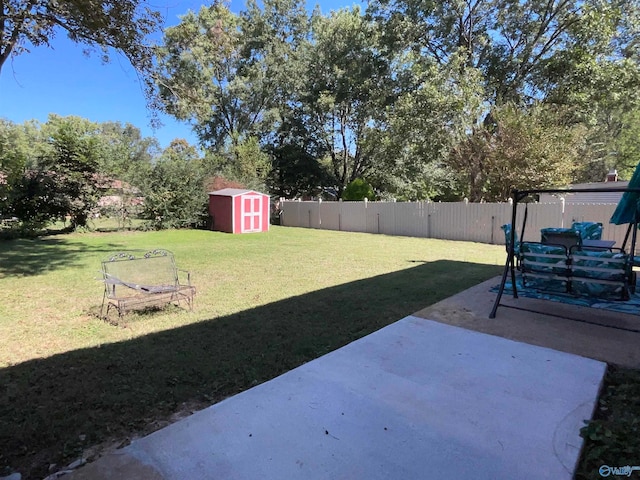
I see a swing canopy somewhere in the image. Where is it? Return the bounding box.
[610,162,640,225]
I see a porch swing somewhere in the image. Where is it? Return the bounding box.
[489,180,640,319]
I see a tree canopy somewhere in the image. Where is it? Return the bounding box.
[4,0,640,209]
[0,115,208,233]
[0,0,162,78]
[150,0,640,201]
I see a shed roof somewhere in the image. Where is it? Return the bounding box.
[208,188,263,197]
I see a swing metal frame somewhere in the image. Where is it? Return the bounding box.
[489,187,640,319]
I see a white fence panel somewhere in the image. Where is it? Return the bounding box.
[364,202,379,234]
[393,202,429,237]
[339,202,367,232]
[516,203,564,242]
[281,201,301,228]
[309,202,321,229]
[472,203,512,244]
[318,202,340,231]
[429,203,463,241]
[380,203,399,235]
[362,202,395,235]
[280,200,633,250]
[285,201,319,229]
[425,203,513,244]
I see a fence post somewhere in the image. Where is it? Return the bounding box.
[491,216,495,244]
[393,201,397,236]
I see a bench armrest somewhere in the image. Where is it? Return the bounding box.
[177,269,191,285]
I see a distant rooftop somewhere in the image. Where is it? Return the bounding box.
[540,180,629,204]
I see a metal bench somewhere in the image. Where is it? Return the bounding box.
[520,241,633,300]
[100,249,195,320]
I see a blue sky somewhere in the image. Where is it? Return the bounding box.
[0,0,354,150]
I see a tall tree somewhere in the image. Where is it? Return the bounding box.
[154,4,267,152]
[40,115,102,228]
[203,136,271,191]
[97,121,158,185]
[7,115,103,229]
[541,10,640,181]
[447,103,581,201]
[366,55,484,200]
[139,139,208,229]
[0,118,28,204]
[367,0,638,105]
[155,0,329,194]
[302,7,392,197]
[265,114,332,198]
[368,0,640,194]
[614,107,640,179]
[240,0,333,196]
[239,0,311,138]
[0,0,162,79]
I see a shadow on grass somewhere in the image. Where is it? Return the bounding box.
[0,260,501,479]
[0,237,123,277]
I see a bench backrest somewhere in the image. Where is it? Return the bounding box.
[571,222,603,241]
[541,228,582,250]
[570,248,628,298]
[520,242,569,292]
[520,242,631,299]
[102,250,178,288]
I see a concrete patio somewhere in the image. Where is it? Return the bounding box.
[64,274,627,480]
[417,277,640,368]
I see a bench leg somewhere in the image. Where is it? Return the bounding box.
[100,293,107,319]
[184,292,194,311]
[103,302,124,323]
[173,290,194,311]
[102,290,194,324]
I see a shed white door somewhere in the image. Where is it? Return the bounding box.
[241,195,262,232]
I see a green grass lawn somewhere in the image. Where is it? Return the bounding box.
[0,226,504,478]
[0,225,636,480]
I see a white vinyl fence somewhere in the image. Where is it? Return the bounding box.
[281,200,636,249]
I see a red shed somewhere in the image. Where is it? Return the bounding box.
[208,189,270,234]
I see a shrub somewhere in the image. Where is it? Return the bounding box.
[343,178,375,201]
